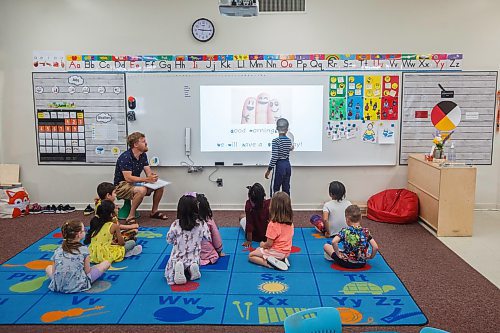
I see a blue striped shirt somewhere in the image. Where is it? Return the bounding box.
[268,135,293,170]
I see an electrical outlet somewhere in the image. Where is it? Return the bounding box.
[216,178,223,187]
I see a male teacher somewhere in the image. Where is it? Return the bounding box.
[114,132,167,223]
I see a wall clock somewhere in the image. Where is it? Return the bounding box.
[192,18,215,42]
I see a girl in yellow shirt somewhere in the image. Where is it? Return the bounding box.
[84,200,142,263]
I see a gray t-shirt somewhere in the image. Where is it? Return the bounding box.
[49,246,92,293]
[322,198,352,235]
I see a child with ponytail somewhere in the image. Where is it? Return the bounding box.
[84,200,142,263]
[45,220,110,293]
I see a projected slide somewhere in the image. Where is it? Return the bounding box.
[200,85,323,152]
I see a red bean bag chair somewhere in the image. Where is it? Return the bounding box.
[367,189,419,224]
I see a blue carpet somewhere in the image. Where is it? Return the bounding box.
[0,227,427,326]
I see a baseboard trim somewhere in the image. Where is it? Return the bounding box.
[37,202,499,211]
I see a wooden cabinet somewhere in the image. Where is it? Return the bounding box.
[407,154,476,236]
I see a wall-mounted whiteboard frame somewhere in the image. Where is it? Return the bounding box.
[126,72,400,167]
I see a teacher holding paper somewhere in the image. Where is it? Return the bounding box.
[114,132,167,224]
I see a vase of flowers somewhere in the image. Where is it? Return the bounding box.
[433,146,444,159]
[432,131,453,160]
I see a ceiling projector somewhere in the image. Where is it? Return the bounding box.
[219,0,259,17]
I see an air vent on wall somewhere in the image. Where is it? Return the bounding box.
[259,0,305,12]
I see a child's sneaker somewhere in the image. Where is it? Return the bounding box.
[56,204,68,214]
[30,203,43,214]
[324,251,334,261]
[42,205,54,214]
[173,261,187,284]
[267,256,289,271]
[122,229,138,242]
[83,204,94,216]
[282,257,290,267]
[310,214,325,233]
[63,204,76,213]
[124,245,142,258]
[189,263,201,281]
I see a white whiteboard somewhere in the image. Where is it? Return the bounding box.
[400,71,498,165]
[126,72,399,166]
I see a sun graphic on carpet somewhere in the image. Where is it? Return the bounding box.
[258,281,289,294]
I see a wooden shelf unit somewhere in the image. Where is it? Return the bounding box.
[407,154,476,236]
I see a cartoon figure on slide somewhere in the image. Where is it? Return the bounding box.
[241,92,281,124]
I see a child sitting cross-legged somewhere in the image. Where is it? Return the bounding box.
[240,183,271,248]
[310,180,351,238]
[323,204,378,269]
[165,193,211,285]
[95,182,139,241]
[84,200,142,263]
[45,220,110,293]
[248,191,294,271]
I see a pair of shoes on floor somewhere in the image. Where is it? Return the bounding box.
[42,205,56,214]
[173,262,201,284]
[30,203,43,214]
[83,204,95,215]
[59,204,75,213]
[124,245,142,258]
[42,204,75,214]
[267,256,290,271]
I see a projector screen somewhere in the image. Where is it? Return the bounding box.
[200,85,323,152]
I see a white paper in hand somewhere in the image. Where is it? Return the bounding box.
[143,179,170,190]
[286,131,295,151]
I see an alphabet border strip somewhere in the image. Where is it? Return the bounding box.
[33,53,463,72]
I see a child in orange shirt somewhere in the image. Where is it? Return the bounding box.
[248,191,294,271]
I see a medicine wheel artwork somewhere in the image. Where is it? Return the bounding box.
[430,100,461,131]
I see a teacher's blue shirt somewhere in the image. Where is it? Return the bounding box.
[114,149,149,185]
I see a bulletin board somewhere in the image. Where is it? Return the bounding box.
[400,71,498,165]
[32,73,128,165]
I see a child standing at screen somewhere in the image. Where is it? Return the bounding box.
[248,191,294,271]
[265,118,294,196]
[310,181,352,237]
[240,183,271,248]
[45,220,110,293]
[165,193,211,285]
[323,205,378,269]
[198,193,225,265]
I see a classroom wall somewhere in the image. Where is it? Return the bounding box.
[0,0,499,210]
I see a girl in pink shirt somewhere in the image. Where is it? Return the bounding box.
[248,191,294,271]
[198,193,225,265]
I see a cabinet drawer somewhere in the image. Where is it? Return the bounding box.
[408,183,439,230]
[408,158,441,198]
